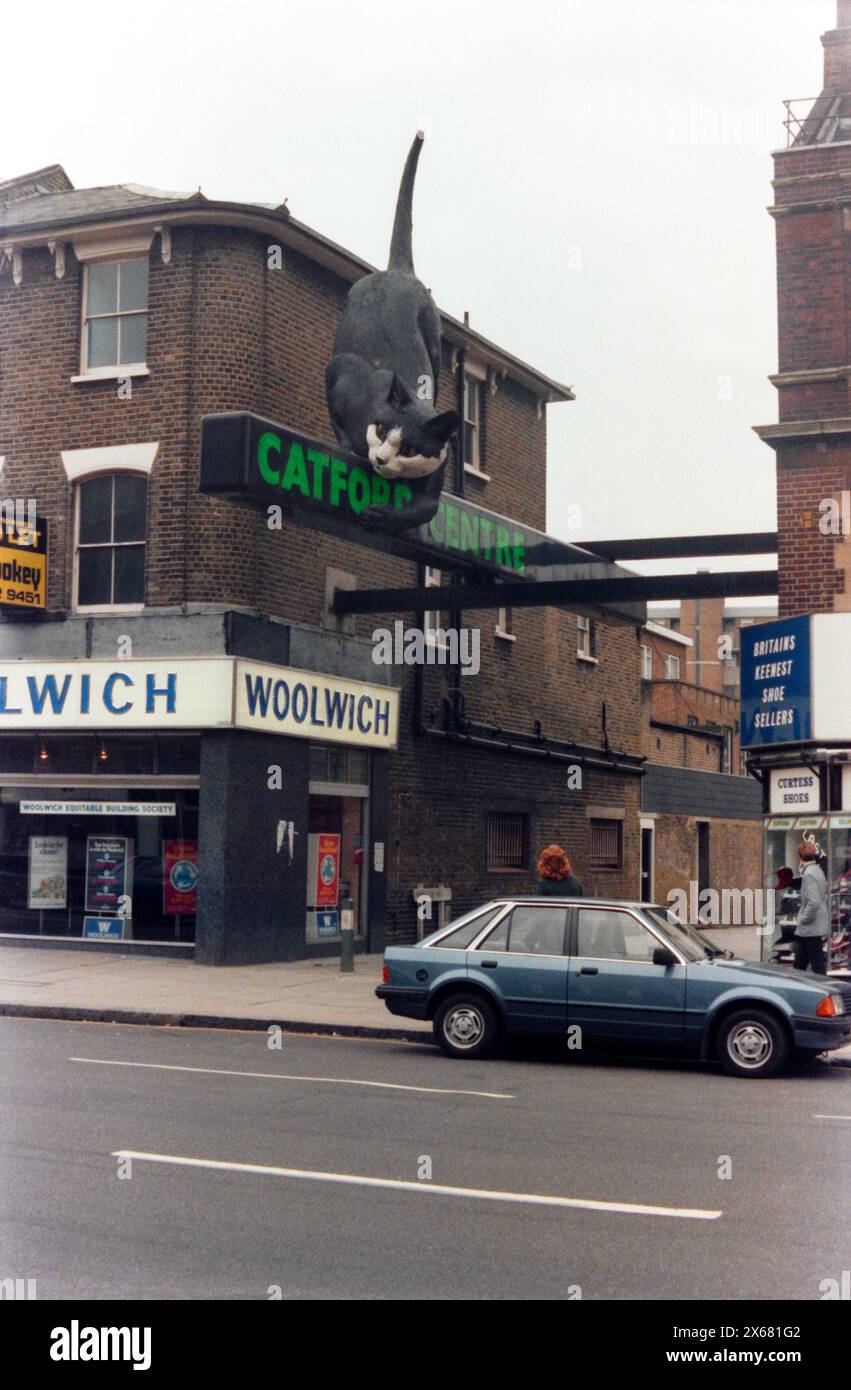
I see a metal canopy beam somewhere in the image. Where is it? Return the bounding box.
[333,568,778,616]
[579,533,777,560]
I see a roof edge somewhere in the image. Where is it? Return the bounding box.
[0,194,574,403]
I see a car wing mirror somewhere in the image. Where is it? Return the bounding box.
[653,946,678,967]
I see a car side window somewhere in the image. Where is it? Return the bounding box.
[576,909,658,963]
[508,906,567,955]
[476,906,567,955]
[434,905,505,950]
[477,914,509,952]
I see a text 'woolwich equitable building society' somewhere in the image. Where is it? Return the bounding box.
[0,150,646,963]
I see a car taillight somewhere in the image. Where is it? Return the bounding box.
[816,993,844,1018]
[382,963,390,984]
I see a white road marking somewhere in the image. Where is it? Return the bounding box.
[70,1056,513,1099]
[813,1114,851,1121]
[111,1149,722,1221]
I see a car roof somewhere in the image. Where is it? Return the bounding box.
[484,897,656,909]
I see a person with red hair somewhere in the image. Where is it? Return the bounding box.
[536,844,584,897]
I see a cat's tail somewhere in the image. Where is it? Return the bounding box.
[388,131,424,274]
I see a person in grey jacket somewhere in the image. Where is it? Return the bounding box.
[794,841,829,974]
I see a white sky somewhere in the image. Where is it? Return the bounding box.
[5,0,834,597]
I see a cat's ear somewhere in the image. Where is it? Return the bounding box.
[387,373,415,410]
[425,410,459,444]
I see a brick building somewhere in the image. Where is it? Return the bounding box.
[756,0,851,616]
[0,161,647,962]
[649,599,778,699]
[637,618,762,911]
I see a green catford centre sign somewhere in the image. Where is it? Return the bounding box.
[256,427,526,573]
[199,412,628,595]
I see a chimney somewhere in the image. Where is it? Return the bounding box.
[823,1,851,90]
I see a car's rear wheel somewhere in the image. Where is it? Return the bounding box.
[434,993,498,1059]
[717,1008,790,1078]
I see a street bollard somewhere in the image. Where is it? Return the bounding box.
[340,896,354,973]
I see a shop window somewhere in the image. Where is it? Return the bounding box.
[93,738,155,776]
[0,737,38,774]
[486,811,529,871]
[31,736,98,775]
[306,791,368,944]
[83,258,149,372]
[590,818,622,870]
[309,743,369,787]
[0,789,198,944]
[10,734,200,777]
[75,473,147,609]
[156,738,201,776]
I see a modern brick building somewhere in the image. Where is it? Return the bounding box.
[649,599,778,700]
[756,0,851,616]
[0,159,648,962]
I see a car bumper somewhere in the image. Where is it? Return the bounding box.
[375,984,430,1020]
[791,1015,851,1051]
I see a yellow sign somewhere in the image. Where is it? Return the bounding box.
[0,514,47,610]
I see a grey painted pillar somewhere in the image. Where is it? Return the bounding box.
[197,730,310,964]
[367,750,389,954]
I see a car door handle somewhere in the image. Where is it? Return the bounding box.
[480,960,498,969]
[580,966,598,975]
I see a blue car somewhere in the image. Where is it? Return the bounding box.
[376,899,851,1078]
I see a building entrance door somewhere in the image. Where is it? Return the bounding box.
[305,745,370,946]
[640,820,654,903]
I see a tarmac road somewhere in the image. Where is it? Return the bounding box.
[1,1017,849,1300]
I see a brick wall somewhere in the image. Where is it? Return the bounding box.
[651,814,762,921]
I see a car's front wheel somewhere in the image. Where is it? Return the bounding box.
[717,1008,790,1078]
[434,993,498,1059]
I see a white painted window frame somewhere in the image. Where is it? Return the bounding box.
[577,614,598,664]
[424,566,447,651]
[75,252,151,382]
[462,372,483,474]
[495,605,516,642]
[66,450,155,615]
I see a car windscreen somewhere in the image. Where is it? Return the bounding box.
[642,908,708,962]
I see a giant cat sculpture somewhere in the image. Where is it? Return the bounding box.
[325,133,458,530]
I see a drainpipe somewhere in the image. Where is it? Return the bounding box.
[450,344,467,727]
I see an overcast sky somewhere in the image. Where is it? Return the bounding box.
[6,0,834,597]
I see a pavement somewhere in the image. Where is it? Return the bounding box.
[2,1016,850,1299]
[0,944,416,1036]
[0,924,849,1064]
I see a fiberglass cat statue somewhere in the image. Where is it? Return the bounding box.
[325,132,458,531]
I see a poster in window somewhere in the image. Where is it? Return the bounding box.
[85,836,129,915]
[163,840,198,915]
[315,833,340,907]
[27,835,68,909]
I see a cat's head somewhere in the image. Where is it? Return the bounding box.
[366,374,458,478]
